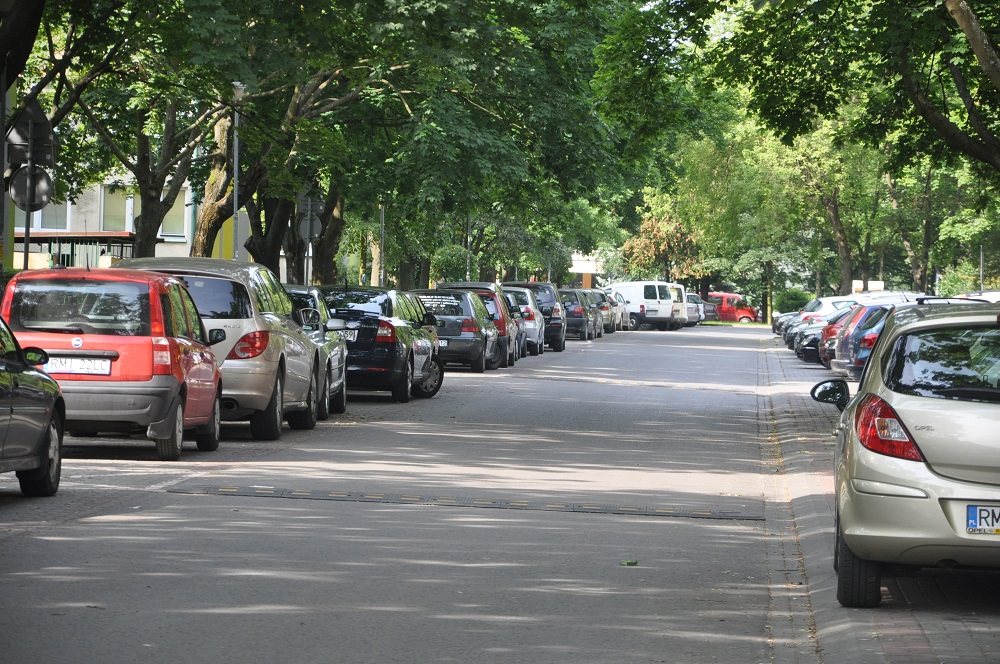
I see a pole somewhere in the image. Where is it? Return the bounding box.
[466,211,471,281]
[1,68,6,274]
[379,203,385,287]
[22,118,33,271]
[980,244,985,292]
[231,106,240,261]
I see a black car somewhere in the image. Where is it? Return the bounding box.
[559,288,601,341]
[318,286,443,402]
[412,289,499,373]
[501,281,566,352]
[0,315,65,496]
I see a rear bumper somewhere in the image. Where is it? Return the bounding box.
[60,376,180,433]
[437,337,484,364]
[346,348,407,389]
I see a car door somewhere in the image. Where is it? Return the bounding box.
[255,270,312,401]
[171,284,217,423]
[0,319,46,461]
[0,321,16,457]
[396,293,433,380]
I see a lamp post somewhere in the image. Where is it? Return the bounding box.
[231,81,245,261]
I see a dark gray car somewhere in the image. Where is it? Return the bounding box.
[412,289,499,373]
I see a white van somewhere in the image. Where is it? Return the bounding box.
[611,280,684,330]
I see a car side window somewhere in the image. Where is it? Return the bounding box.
[167,285,193,339]
[258,270,292,316]
[643,285,656,299]
[180,289,207,344]
[251,273,276,313]
[0,318,18,357]
[395,294,419,324]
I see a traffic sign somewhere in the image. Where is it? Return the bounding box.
[6,98,56,167]
[8,165,52,212]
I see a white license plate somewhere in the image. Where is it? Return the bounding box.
[438,339,448,347]
[967,505,1000,534]
[45,357,112,375]
[343,330,357,342]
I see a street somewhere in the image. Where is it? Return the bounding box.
[2,326,1000,664]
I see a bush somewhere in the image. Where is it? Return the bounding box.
[774,288,811,314]
[430,244,478,283]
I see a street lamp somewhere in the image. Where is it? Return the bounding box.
[231,81,245,261]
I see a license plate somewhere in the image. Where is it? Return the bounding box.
[343,330,357,342]
[45,357,112,375]
[967,505,1000,534]
[438,339,448,347]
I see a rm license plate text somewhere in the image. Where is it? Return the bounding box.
[45,357,112,375]
[967,505,1000,534]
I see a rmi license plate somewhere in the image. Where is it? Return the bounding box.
[967,505,1000,534]
[45,356,111,375]
[343,330,357,342]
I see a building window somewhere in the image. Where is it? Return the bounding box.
[15,202,69,230]
[160,193,187,236]
[102,186,131,231]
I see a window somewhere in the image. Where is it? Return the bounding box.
[102,187,131,232]
[179,289,206,343]
[167,286,192,339]
[16,202,69,230]
[176,276,252,319]
[643,285,657,299]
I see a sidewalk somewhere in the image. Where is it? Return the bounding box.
[763,334,1000,664]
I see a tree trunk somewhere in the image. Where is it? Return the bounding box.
[314,187,345,285]
[283,232,305,284]
[369,233,382,287]
[419,258,431,289]
[821,189,853,295]
[244,196,292,274]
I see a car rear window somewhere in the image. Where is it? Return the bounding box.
[507,291,531,307]
[9,278,151,336]
[526,285,555,304]
[176,276,252,319]
[324,289,390,317]
[417,294,467,317]
[560,291,580,305]
[885,327,1000,400]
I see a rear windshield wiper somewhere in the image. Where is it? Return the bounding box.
[930,387,1000,402]
[22,325,86,334]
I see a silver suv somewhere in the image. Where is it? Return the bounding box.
[117,258,320,440]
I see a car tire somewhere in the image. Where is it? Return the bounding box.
[412,355,443,399]
[155,400,184,461]
[471,348,487,373]
[529,340,539,356]
[553,333,565,352]
[538,336,545,354]
[330,375,348,414]
[629,315,640,331]
[606,323,615,334]
[739,316,753,323]
[288,370,319,430]
[317,366,331,421]
[596,323,603,338]
[251,374,284,441]
[392,357,413,403]
[486,341,502,370]
[836,525,882,608]
[17,413,63,497]
[195,392,221,452]
[499,339,509,368]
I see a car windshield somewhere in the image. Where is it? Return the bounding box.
[803,298,822,312]
[323,289,389,316]
[9,278,151,336]
[885,326,1000,400]
[176,276,252,319]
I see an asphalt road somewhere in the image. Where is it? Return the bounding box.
[1,325,998,663]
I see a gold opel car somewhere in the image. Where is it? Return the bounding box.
[812,301,1000,607]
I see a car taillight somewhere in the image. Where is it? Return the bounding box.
[854,394,923,461]
[152,336,173,375]
[228,331,270,359]
[640,304,646,314]
[375,320,396,342]
[552,303,562,316]
[570,305,583,315]
[461,318,480,333]
[859,332,879,349]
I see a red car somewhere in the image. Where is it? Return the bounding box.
[1,268,226,461]
[707,292,758,323]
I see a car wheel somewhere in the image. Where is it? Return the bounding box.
[330,375,348,414]
[288,370,319,430]
[392,356,413,402]
[529,340,539,356]
[596,323,603,338]
[499,339,510,368]
[412,354,444,398]
[486,341,502,370]
[17,413,63,497]
[836,524,882,608]
[606,323,615,334]
[471,347,487,373]
[739,316,753,323]
[317,366,331,421]
[195,392,221,452]
[553,333,565,352]
[538,336,545,354]
[251,374,284,441]
[629,314,640,331]
[155,400,184,461]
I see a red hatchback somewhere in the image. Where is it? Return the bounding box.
[1,268,225,461]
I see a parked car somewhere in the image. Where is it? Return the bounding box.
[811,302,1000,607]
[0,314,64,496]
[503,286,546,355]
[116,257,320,441]
[706,292,757,323]
[560,288,600,340]
[2,267,226,460]
[440,283,519,367]
[605,288,629,331]
[501,281,567,351]
[609,280,679,331]
[319,286,442,400]
[284,284,349,418]
[586,288,616,334]
[412,289,499,372]
[503,292,529,360]
[685,293,704,326]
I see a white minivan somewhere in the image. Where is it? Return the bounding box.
[611,280,687,330]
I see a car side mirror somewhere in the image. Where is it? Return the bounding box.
[422,312,438,327]
[296,307,321,328]
[21,347,49,366]
[326,318,346,332]
[208,328,227,345]
[811,379,850,412]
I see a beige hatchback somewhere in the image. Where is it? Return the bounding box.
[812,301,1000,607]
[117,258,320,440]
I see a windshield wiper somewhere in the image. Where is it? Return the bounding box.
[931,387,1000,402]
[23,325,86,334]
